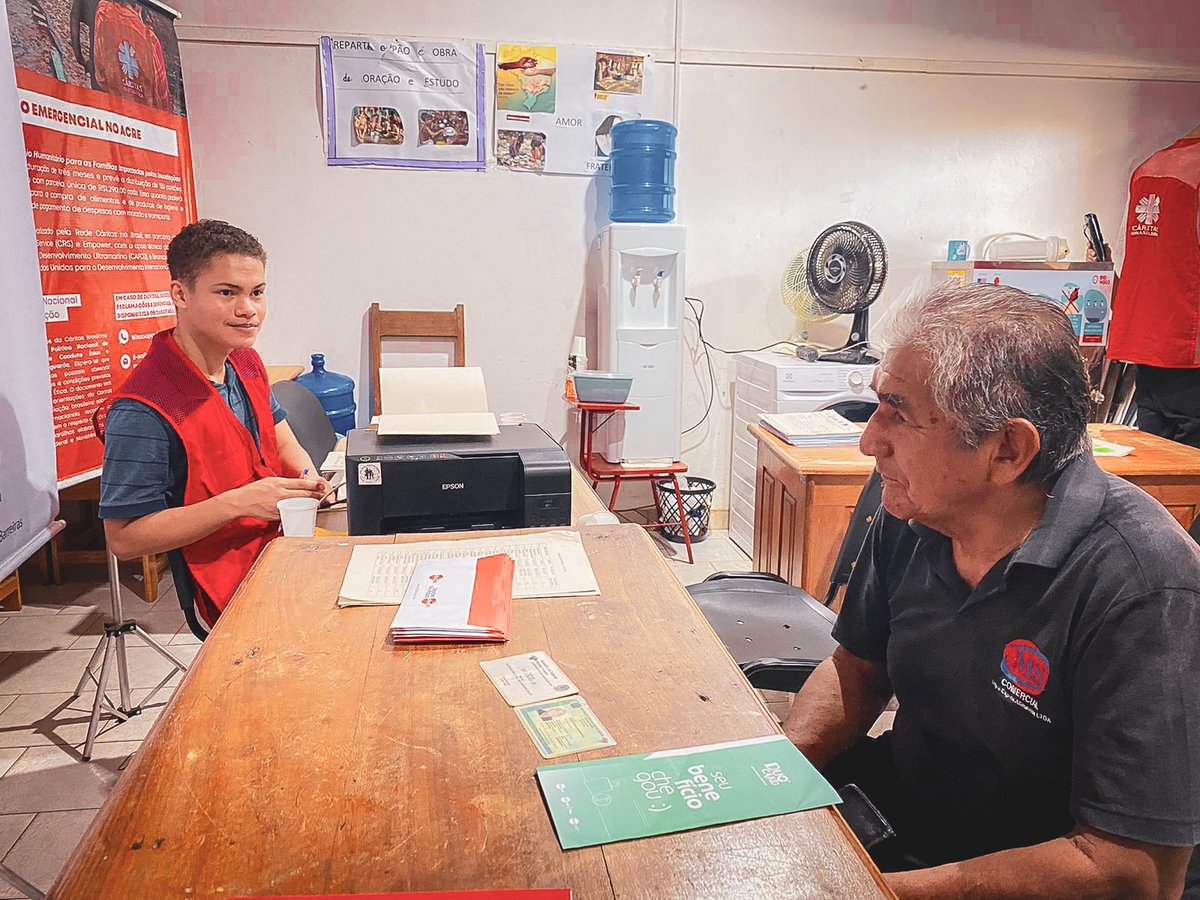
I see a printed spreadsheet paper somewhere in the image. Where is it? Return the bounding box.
[337,530,600,606]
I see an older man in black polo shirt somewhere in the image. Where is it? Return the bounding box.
[784,284,1200,898]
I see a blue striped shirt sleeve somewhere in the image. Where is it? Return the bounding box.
[269,387,287,425]
[98,399,185,519]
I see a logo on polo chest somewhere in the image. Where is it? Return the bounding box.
[992,639,1052,723]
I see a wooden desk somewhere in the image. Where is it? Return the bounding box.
[751,423,1200,607]
[51,525,889,896]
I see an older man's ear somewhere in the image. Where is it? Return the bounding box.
[989,418,1042,485]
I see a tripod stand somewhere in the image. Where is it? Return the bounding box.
[71,551,189,761]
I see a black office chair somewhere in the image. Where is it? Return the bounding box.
[272,380,337,466]
[688,471,883,693]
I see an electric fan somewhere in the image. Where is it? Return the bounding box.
[780,248,840,346]
[780,221,888,365]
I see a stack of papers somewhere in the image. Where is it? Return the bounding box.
[378,367,499,436]
[389,554,514,643]
[759,411,863,447]
[336,531,600,607]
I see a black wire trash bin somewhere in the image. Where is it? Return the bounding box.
[654,476,717,543]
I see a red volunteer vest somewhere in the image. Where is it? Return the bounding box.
[92,0,171,112]
[1107,137,1200,368]
[109,330,282,627]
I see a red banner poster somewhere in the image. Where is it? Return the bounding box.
[6,0,196,485]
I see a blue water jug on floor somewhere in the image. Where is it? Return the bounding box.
[295,353,357,435]
[609,119,677,223]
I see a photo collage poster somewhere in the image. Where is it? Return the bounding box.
[495,44,657,176]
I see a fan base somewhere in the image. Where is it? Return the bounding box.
[819,345,880,365]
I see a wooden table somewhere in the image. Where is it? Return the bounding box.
[751,422,1200,607]
[50,494,889,897]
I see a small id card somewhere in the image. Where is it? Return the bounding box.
[515,696,616,759]
[481,651,578,706]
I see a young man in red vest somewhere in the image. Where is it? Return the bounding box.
[99,220,328,637]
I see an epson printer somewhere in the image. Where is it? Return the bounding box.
[346,423,572,535]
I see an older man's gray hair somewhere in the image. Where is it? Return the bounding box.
[887,283,1093,486]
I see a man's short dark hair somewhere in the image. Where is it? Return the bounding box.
[167,219,266,286]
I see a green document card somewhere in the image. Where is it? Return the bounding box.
[536,734,841,849]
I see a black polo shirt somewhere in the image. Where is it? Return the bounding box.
[834,452,1200,864]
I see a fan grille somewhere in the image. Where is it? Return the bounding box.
[806,221,888,314]
[780,248,838,325]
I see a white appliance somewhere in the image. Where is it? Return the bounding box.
[932,261,1115,347]
[729,351,877,555]
[597,223,686,464]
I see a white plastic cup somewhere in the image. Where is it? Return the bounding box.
[277,497,319,537]
[569,335,588,372]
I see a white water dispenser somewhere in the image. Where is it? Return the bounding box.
[596,223,686,464]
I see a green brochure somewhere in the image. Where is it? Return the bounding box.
[536,734,841,849]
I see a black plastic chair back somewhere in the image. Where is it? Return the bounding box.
[824,470,883,606]
[272,380,337,466]
[688,572,838,692]
[687,470,885,692]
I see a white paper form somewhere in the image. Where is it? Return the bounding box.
[376,367,499,436]
[337,530,599,606]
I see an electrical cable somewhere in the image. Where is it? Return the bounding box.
[682,296,801,435]
[681,298,717,435]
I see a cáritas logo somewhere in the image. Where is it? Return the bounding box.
[1135,193,1160,225]
[1131,193,1161,237]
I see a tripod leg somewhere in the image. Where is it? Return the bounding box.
[70,638,106,699]
[129,627,188,709]
[105,550,134,713]
[83,636,116,762]
[114,632,133,713]
[131,626,189,672]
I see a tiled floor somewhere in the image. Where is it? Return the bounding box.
[0,527,782,896]
[0,564,197,898]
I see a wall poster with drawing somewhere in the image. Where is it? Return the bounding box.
[495,43,657,176]
[321,36,485,170]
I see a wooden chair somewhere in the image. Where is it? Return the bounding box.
[44,477,169,604]
[0,570,20,612]
[368,303,466,416]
